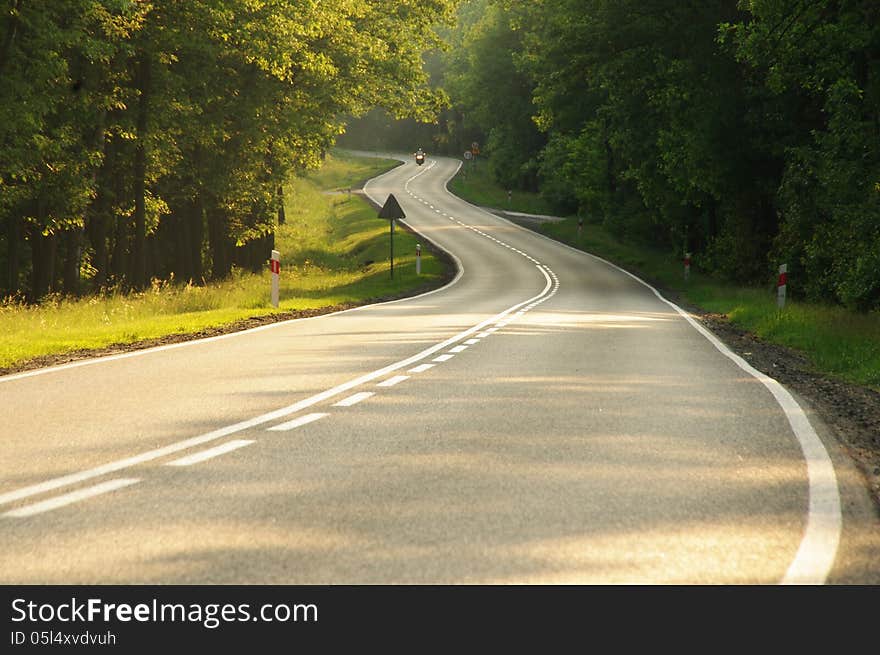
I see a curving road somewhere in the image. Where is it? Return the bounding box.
[1,155,878,584]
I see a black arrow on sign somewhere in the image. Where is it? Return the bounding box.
[379,194,406,277]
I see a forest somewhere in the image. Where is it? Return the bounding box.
[0,0,455,300]
[4,1,880,312]
[345,0,880,312]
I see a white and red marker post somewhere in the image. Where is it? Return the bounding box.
[684,252,691,280]
[270,249,281,308]
[416,243,421,275]
[777,263,787,309]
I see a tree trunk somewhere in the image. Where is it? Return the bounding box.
[88,132,121,290]
[147,233,160,283]
[0,0,21,75]
[191,190,204,282]
[62,227,82,295]
[28,190,57,301]
[167,201,189,282]
[132,53,151,289]
[29,229,57,302]
[208,201,232,279]
[111,212,129,288]
[5,213,20,296]
[277,185,285,225]
[89,210,109,291]
[603,132,616,196]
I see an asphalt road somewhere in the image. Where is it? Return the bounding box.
[2,155,878,584]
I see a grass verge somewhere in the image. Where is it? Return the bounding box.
[0,151,448,371]
[448,160,558,216]
[449,162,880,390]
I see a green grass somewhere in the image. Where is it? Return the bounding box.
[308,149,401,190]
[450,169,880,390]
[448,160,559,216]
[0,151,445,370]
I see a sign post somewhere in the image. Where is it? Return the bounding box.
[416,243,421,275]
[378,194,406,278]
[270,249,281,307]
[777,264,787,308]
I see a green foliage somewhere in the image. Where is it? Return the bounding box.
[443,1,545,191]
[439,0,880,311]
[732,0,880,310]
[0,152,446,369]
[448,162,880,388]
[0,0,459,300]
[448,156,558,215]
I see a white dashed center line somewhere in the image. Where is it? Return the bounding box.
[267,412,329,431]
[1,162,564,521]
[334,392,375,407]
[3,478,140,518]
[167,440,254,467]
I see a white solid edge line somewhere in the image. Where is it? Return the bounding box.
[0,266,552,509]
[4,478,140,518]
[166,440,255,467]
[439,157,841,585]
[333,391,375,407]
[0,160,464,386]
[267,412,329,432]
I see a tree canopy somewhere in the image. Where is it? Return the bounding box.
[0,0,458,299]
[442,0,880,311]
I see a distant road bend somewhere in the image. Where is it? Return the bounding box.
[2,154,879,584]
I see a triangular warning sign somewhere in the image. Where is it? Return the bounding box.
[378,194,406,220]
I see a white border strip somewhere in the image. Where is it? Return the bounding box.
[439,159,842,585]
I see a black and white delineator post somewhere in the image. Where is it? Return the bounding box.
[777,263,787,309]
[684,252,691,280]
[378,194,406,278]
[416,243,421,275]
[270,249,280,308]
